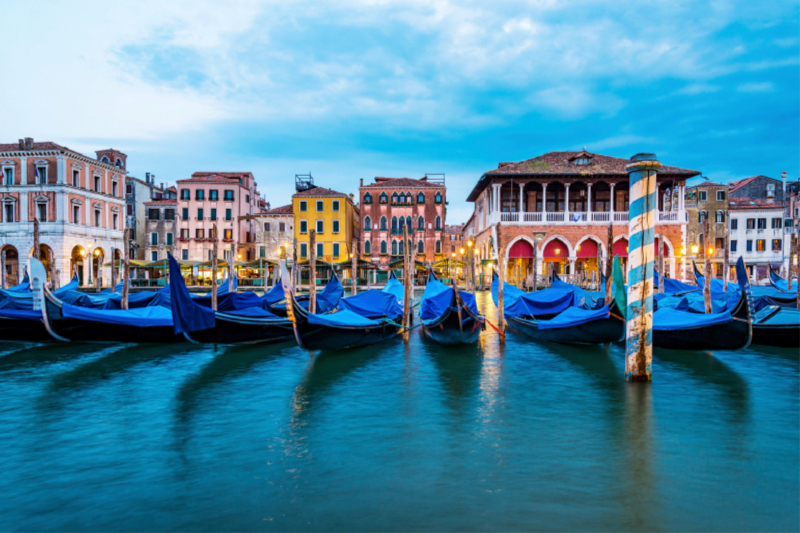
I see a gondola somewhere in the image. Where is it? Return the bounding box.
[282,261,404,350]
[0,271,81,342]
[493,258,626,345]
[268,268,343,316]
[419,270,484,345]
[749,304,800,348]
[652,257,753,350]
[768,267,798,293]
[167,254,299,345]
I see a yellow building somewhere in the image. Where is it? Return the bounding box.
[292,187,360,262]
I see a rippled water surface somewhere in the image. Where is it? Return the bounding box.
[0,292,797,531]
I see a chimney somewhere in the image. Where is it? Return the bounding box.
[145,172,150,184]
[349,193,354,203]
[782,171,787,192]
[160,182,164,191]
[360,178,363,187]
[18,139,24,150]
[24,137,33,150]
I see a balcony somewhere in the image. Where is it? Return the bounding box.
[489,210,684,226]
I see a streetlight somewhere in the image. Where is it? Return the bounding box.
[86,242,93,285]
[691,244,699,254]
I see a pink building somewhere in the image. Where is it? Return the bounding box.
[0,138,127,287]
[176,172,262,262]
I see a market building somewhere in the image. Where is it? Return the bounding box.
[0,138,127,287]
[175,172,261,263]
[465,150,701,286]
[358,176,446,264]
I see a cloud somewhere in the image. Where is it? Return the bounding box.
[677,83,721,95]
[737,82,775,92]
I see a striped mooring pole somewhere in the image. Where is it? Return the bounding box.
[625,153,661,382]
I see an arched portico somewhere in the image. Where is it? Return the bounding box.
[505,236,537,288]
[0,244,19,288]
[541,236,571,275]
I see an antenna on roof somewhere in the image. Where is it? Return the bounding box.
[424,173,445,185]
[295,173,315,192]
[700,175,709,181]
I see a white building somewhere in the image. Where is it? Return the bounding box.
[728,199,791,282]
[244,204,294,261]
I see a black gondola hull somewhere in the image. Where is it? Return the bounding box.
[185,314,298,345]
[0,316,50,343]
[751,324,800,348]
[507,314,625,345]
[422,306,484,345]
[43,291,184,343]
[298,322,401,350]
[652,318,751,350]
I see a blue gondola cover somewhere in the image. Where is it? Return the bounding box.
[61,303,174,327]
[339,289,403,320]
[168,254,215,334]
[307,309,385,328]
[382,272,405,304]
[491,275,575,318]
[537,305,610,330]
[420,278,479,322]
[652,307,733,331]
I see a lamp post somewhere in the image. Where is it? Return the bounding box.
[86,242,93,285]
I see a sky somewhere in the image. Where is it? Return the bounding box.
[3,0,798,223]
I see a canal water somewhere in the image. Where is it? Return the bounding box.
[0,292,797,532]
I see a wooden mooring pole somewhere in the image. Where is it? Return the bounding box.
[624,154,660,382]
[605,223,613,304]
[497,223,505,338]
[657,234,665,294]
[723,234,729,293]
[351,238,358,297]
[402,226,411,343]
[532,239,538,293]
[110,247,116,292]
[211,223,218,311]
[33,219,40,260]
[228,242,235,293]
[703,216,712,313]
[121,228,130,310]
[292,237,298,290]
[309,229,317,314]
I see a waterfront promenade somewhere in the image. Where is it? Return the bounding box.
[0,291,796,532]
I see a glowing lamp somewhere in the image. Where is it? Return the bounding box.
[708,247,714,255]
[79,250,86,257]
[576,245,581,252]
[468,241,473,248]
[680,246,686,256]
[691,244,699,254]
[555,248,561,255]
[460,248,464,254]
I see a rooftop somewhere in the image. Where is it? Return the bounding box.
[143,199,177,206]
[728,175,780,194]
[293,186,351,198]
[263,204,293,215]
[687,181,727,189]
[468,151,701,201]
[362,177,443,189]
[728,199,786,211]
[178,172,254,185]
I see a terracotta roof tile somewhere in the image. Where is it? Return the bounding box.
[263,204,293,215]
[485,151,700,177]
[0,141,69,152]
[728,199,786,210]
[361,177,442,189]
[191,172,253,178]
[293,186,349,197]
[687,181,726,189]
[143,199,177,206]
[728,175,768,193]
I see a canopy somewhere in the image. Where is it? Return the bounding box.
[307,309,385,328]
[652,307,732,331]
[550,278,605,309]
[168,254,215,334]
[420,278,479,322]
[61,303,174,327]
[753,306,800,326]
[381,271,405,304]
[339,289,403,320]
[491,274,575,318]
[653,275,699,294]
[538,305,610,330]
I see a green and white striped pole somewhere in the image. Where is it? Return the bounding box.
[625,153,661,382]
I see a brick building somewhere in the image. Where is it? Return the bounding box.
[444,224,465,260]
[358,176,446,264]
[176,172,261,262]
[728,174,789,204]
[0,138,127,287]
[465,150,700,285]
[685,181,728,277]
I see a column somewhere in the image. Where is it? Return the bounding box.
[568,258,576,275]
[519,183,525,214]
[625,153,661,382]
[57,156,66,184]
[564,183,570,216]
[587,183,593,219]
[542,184,548,215]
[20,157,27,184]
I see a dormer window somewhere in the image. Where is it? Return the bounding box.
[574,157,591,166]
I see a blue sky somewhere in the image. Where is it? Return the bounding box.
[3,0,798,222]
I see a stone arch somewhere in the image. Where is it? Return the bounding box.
[540,234,574,258]
[504,235,537,260]
[576,234,606,257]
[612,236,629,258]
[0,244,20,287]
[654,233,674,257]
[70,245,86,285]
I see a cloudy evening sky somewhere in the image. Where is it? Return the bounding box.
[3,0,798,222]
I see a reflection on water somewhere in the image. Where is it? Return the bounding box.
[0,293,796,532]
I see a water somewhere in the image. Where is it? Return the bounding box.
[0,292,797,532]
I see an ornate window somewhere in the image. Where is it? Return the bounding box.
[398,239,404,255]
[418,240,424,254]
[34,160,48,184]
[392,192,399,205]
[380,240,387,255]
[417,216,425,230]
[364,240,371,255]
[435,215,442,230]
[435,191,442,204]
[417,192,424,204]
[392,240,398,255]
[364,192,372,204]
[379,192,388,204]
[364,215,372,230]
[406,216,412,230]
[435,239,442,254]
[391,216,398,232]
[380,216,387,231]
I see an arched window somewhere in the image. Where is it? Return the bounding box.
[101,156,110,164]
[417,192,425,204]
[435,191,442,204]
[418,216,425,230]
[364,192,372,204]
[435,240,442,254]
[392,192,399,204]
[392,240,398,255]
[364,240,371,255]
[418,240,424,254]
[406,192,413,204]
[435,215,442,230]
[380,240,387,254]
[406,216,412,230]
[115,158,123,168]
[380,192,388,204]
[391,216,398,232]
[264,222,269,231]
[380,216,387,231]
[398,239,404,255]
[699,211,707,222]
[364,215,372,230]
[715,211,725,223]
